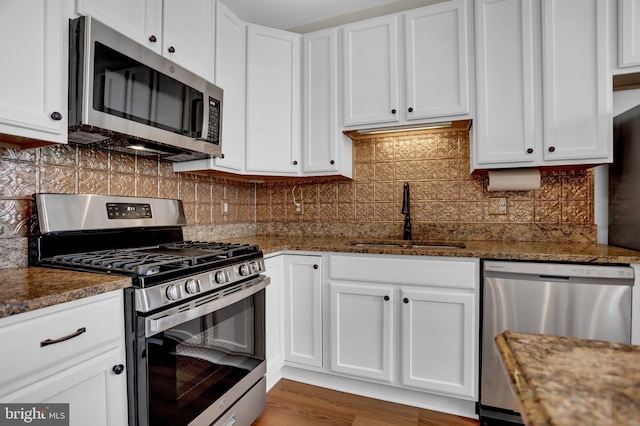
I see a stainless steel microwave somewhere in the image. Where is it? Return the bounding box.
[68,16,223,161]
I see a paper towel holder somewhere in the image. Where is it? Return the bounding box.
[487,168,541,192]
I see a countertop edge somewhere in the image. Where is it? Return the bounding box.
[495,332,552,426]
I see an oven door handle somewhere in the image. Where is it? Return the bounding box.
[145,275,269,337]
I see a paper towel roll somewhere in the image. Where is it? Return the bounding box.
[487,169,541,191]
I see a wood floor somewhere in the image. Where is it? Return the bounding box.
[252,379,480,426]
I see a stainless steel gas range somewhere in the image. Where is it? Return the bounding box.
[29,193,269,426]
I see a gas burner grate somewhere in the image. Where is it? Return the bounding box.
[52,249,198,276]
[160,241,259,258]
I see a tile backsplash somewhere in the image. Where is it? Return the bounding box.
[0,144,255,239]
[256,131,594,231]
[0,129,596,268]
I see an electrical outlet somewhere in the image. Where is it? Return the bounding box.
[223,202,228,213]
[489,197,507,215]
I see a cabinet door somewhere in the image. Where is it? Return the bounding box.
[343,15,400,126]
[162,0,215,81]
[329,282,393,382]
[3,347,128,426]
[246,25,301,174]
[264,255,284,390]
[213,1,246,172]
[619,0,640,67]
[302,29,340,174]
[401,288,476,398]
[283,255,322,367]
[0,0,67,146]
[473,0,540,167]
[541,0,611,164]
[404,0,470,120]
[76,0,161,53]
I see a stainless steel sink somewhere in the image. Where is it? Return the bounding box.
[350,240,466,249]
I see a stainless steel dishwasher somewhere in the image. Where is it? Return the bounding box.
[480,261,634,425]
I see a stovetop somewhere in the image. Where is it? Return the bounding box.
[47,242,261,277]
[29,194,267,312]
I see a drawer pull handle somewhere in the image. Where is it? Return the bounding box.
[40,327,86,347]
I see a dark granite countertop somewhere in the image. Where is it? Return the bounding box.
[227,236,640,264]
[3,237,640,319]
[0,267,131,318]
[496,331,640,426]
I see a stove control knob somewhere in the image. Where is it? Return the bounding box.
[215,271,227,284]
[184,279,200,294]
[250,261,260,273]
[165,284,179,301]
[239,264,250,276]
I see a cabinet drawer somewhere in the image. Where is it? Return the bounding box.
[329,254,478,289]
[0,292,124,389]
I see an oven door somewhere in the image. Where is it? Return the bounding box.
[137,276,268,426]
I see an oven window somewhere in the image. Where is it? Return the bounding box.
[92,42,203,138]
[147,290,265,426]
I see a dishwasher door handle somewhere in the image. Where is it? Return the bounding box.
[538,275,570,282]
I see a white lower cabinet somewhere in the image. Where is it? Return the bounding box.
[330,282,393,382]
[264,254,285,390]
[328,254,478,400]
[283,254,323,368]
[0,291,128,426]
[400,288,476,397]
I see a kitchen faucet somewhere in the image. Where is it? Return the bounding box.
[402,182,412,240]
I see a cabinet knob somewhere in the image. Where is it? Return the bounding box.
[384,295,390,301]
[391,109,397,115]
[168,46,176,53]
[149,35,157,43]
[403,297,409,304]
[330,160,335,165]
[408,107,414,113]
[526,148,534,154]
[293,160,298,165]
[50,111,63,121]
[112,364,125,375]
[313,264,318,269]
[548,146,556,153]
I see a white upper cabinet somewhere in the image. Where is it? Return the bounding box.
[343,15,400,127]
[76,0,160,52]
[77,0,215,81]
[618,0,640,68]
[162,0,215,81]
[541,0,611,163]
[0,0,67,147]
[343,0,472,129]
[245,25,301,175]
[474,0,540,166]
[302,28,353,177]
[404,0,471,120]
[212,0,246,172]
[473,0,612,171]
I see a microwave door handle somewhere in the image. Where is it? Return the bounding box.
[191,96,204,139]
